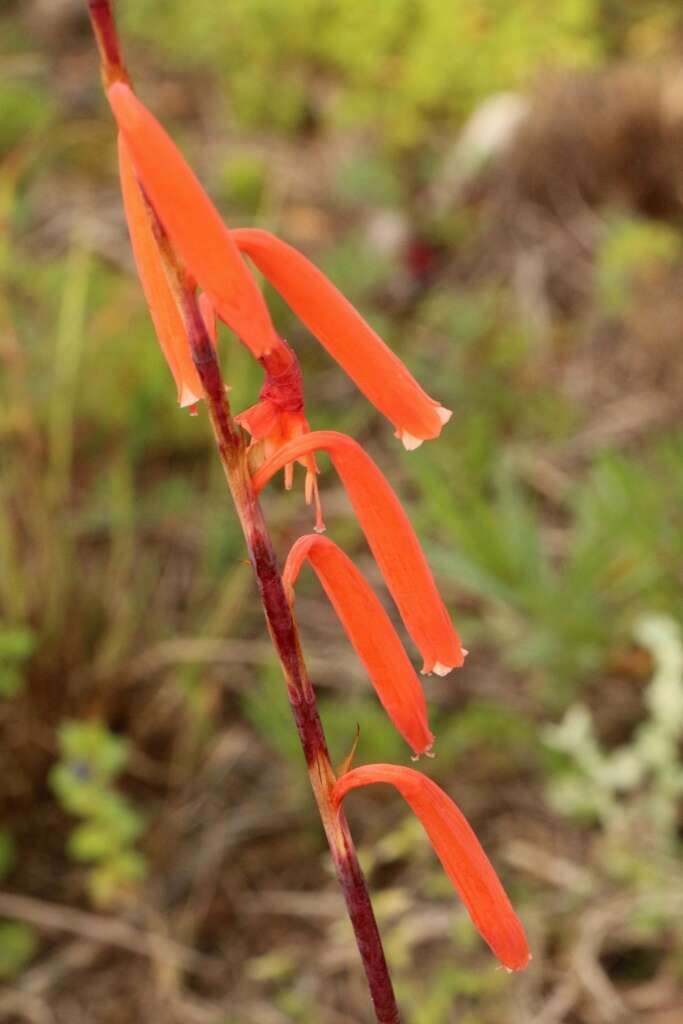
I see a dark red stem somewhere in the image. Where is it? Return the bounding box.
[87,1,129,86]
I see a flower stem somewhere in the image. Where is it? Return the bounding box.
[85,4,402,1017]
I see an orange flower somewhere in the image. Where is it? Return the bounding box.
[108,82,281,358]
[253,431,464,676]
[118,134,205,407]
[333,765,530,972]
[283,535,433,755]
[232,228,452,449]
[109,84,452,460]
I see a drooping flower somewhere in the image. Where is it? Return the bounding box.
[283,535,433,755]
[253,431,464,676]
[333,765,530,972]
[118,134,206,407]
[232,228,452,450]
[108,82,281,358]
[109,84,453,464]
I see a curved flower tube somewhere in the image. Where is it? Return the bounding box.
[253,431,464,675]
[333,765,530,972]
[118,134,204,407]
[108,83,281,358]
[232,228,451,449]
[284,535,433,755]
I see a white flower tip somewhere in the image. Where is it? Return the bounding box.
[411,742,434,762]
[432,661,453,677]
[180,386,203,408]
[400,430,424,451]
[436,405,452,425]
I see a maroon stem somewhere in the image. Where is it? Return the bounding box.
[86,4,402,1019]
[87,0,129,86]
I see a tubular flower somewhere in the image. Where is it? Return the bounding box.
[118,134,205,407]
[108,82,281,358]
[253,431,464,675]
[232,228,451,450]
[283,535,433,755]
[333,765,530,972]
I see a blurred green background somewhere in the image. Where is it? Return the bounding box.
[2,1,683,1021]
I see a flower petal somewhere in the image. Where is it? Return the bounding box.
[333,765,530,971]
[108,83,280,357]
[117,134,203,407]
[253,431,464,674]
[236,399,281,441]
[284,535,434,755]
[232,229,451,443]
[197,291,217,344]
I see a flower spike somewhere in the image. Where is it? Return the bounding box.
[333,765,530,972]
[232,229,452,448]
[284,535,434,756]
[108,83,281,358]
[252,431,464,675]
[117,134,205,407]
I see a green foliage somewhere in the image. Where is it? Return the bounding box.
[0,80,56,154]
[319,697,407,767]
[50,721,147,906]
[0,625,34,699]
[434,702,538,767]
[333,152,404,208]
[399,956,508,1024]
[0,831,36,980]
[0,920,38,980]
[410,428,683,701]
[600,0,683,56]
[596,215,682,315]
[121,0,600,146]
[241,664,304,769]
[218,153,269,215]
[0,829,16,881]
